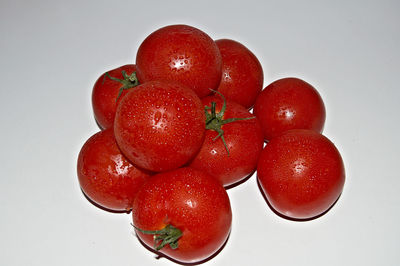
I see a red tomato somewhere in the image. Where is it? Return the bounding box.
[114,80,205,172]
[92,64,139,129]
[77,128,151,212]
[132,167,232,263]
[257,129,345,220]
[253,77,326,141]
[215,39,264,109]
[136,24,222,98]
[189,94,264,187]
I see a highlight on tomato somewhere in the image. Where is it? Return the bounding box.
[132,167,232,263]
[77,128,151,212]
[215,38,264,109]
[189,91,264,187]
[92,64,139,129]
[257,129,345,220]
[136,24,222,98]
[114,80,205,172]
[254,77,326,141]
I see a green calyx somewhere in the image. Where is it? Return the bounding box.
[205,90,255,155]
[103,70,139,101]
[133,224,182,251]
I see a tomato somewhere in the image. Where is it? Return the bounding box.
[114,80,205,172]
[253,77,326,141]
[132,167,232,263]
[215,39,264,109]
[77,128,151,212]
[136,24,222,98]
[92,64,139,129]
[189,93,264,187]
[257,129,345,220]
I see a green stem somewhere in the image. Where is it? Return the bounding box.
[133,224,182,251]
[205,90,255,155]
[103,70,139,101]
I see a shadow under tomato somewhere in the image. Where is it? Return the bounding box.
[94,117,105,131]
[256,176,342,222]
[133,228,231,265]
[224,169,256,190]
[80,188,131,214]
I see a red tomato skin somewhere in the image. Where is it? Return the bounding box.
[92,64,137,129]
[253,77,326,141]
[77,129,151,212]
[132,167,232,263]
[189,96,264,187]
[215,39,264,109]
[114,81,205,172]
[257,129,345,220]
[136,24,222,98]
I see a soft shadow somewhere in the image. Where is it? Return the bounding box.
[224,169,256,190]
[256,177,342,222]
[81,188,131,214]
[94,116,104,131]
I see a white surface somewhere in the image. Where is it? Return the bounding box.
[1,0,399,265]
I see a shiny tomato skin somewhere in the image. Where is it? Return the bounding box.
[136,24,222,98]
[92,64,137,129]
[257,129,345,220]
[132,167,232,263]
[189,96,264,187]
[114,80,205,172]
[77,128,151,212]
[215,39,264,109]
[253,77,326,141]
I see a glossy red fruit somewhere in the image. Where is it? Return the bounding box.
[215,39,264,109]
[92,64,139,129]
[253,77,326,141]
[189,94,264,187]
[132,167,232,263]
[257,129,345,220]
[136,24,222,98]
[77,129,151,212]
[114,80,205,172]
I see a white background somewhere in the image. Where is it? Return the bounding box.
[1,0,399,265]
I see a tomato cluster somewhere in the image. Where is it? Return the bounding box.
[77,24,345,263]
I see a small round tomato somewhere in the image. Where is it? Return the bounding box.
[92,64,139,129]
[132,167,232,263]
[77,128,151,212]
[253,77,326,141]
[114,80,205,172]
[257,129,345,220]
[136,24,222,98]
[189,93,264,187]
[215,39,264,109]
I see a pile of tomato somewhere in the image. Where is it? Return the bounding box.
[77,24,345,264]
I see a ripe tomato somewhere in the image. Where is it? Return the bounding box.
[189,93,264,187]
[92,64,139,129]
[253,77,326,141]
[257,129,345,220]
[136,24,222,98]
[215,39,264,109]
[77,128,151,212]
[132,167,232,263]
[114,80,205,172]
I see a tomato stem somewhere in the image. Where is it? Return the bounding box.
[103,71,139,101]
[133,224,182,251]
[205,90,255,155]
